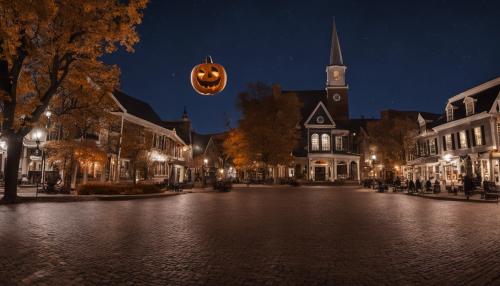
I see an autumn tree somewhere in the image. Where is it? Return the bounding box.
[120,121,150,184]
[367,116,417,170]
[44,139,107,189]
[42,88,117,191]
[225,82,301,179]
[223,128,251,169]
[0,0,147,202]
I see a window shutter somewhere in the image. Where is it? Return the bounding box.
[471,129,476,146]
[480,125,485,146]
[456,132,461,149]
[427,140,430,155]
[342,136,348,151]
[434,138,438,154]
[466,130,471,148]
[442,136,447,151]
[451,134,456,150]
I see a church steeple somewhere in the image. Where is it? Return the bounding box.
[182,106,189,122]
[325,19,349,120]
[329,19,344,66]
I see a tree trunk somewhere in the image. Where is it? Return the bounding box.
[1,135,24,203]
[132,165,137,185]
[71,162,78,189]
[82,165,88,185]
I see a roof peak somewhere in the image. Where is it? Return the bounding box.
[329,18,344,66]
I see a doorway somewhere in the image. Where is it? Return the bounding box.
[314,166,326,181]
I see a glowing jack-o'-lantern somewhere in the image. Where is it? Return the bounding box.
[190,56,227,95]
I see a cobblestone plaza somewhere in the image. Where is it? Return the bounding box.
[2,187,500,285]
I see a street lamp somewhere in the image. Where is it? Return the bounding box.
[202,158,208,187]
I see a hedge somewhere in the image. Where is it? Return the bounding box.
[77,183,163,195]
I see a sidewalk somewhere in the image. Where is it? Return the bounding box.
[364,187,498,203]
[0,187,214,204]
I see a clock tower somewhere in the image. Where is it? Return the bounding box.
[325,20,349,120]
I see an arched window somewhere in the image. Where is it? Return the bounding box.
[311,134,319,151]
[321,134,330,151]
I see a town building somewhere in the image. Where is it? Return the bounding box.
[405,77,500,186]
[5,91,191,187]
[280,21,371,183]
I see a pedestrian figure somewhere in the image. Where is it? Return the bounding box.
[425,180,432,192]
[408,180,415,193]
[415,179,422,192]
[433,180,440,193]
[463,175,472,200]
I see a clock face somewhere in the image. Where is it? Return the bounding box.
[316,116,324,124]
[333,93,341,102]
[333,70,340,81]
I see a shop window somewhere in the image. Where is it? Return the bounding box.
[429,139,436,155]
[459,131,467,149]
[445,134,452,150]
[474,127,482,146]
[311,134,319,151]
[321,134,330,151]
[335,136,343,151]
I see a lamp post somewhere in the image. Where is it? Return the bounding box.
[203,158,208,187]
[0,140,6,177]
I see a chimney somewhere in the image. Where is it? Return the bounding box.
[272,83,281,97]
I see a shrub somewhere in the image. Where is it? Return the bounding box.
[77,183,163,195]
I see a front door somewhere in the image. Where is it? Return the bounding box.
[314,166,326,181]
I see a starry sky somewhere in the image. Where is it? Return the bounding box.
[105,0,500,134]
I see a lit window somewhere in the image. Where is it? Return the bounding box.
[497,123,500,146]
[459,131,467,148]
[429,139,436,155]
[446,105,454,122]
[474,127,482,145]
[333,70,340,81]
[445,134,453,150]
[465,100,474,116]
[335,136,343,151]
[321,134,330,151]
[311,134,319,151]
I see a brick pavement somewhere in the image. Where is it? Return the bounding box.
[1,187,500,285]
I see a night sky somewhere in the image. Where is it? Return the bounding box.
[105,0,500,134]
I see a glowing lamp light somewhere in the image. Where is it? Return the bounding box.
[34,130,43,140]
[219,169,224,174]
[203,158,208,164]
[371,154,377,160]
[45,110,52,118]
[443,154,452,162]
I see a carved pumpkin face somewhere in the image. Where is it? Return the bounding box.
[190,56,227,95]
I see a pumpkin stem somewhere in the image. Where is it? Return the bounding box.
[205,55,213,64]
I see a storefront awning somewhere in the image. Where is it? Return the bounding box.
[407,156,439,166]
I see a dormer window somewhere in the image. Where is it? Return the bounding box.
[446,104,454,122]
[464,97,475,116]
[311,133,319,151]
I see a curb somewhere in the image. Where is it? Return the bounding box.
[408,193,498,204]
[1,191,200,204]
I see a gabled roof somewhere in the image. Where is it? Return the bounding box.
[113,90,163,125]
[336,118,378,133]
[162,120,191,145]
[304,101,335,126]
[329,19,344,66]
[282,89,325,125]
[430,83,500,127]
[192,132,227,157]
